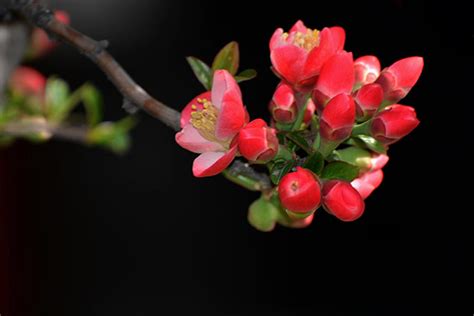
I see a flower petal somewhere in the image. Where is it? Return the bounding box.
[303,27,341,79]
[180,91,212,128]
[328,26,346,51]
[215,92,246,140]
[269,28,285,50]
[289,20,308,33]
[271,45,307,85]
[175,124,225,153]
[211,69,242,111]
[192,144,237,177]
[315,51,354,100]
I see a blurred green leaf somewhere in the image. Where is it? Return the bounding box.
[87,117,136,154]
[235,69,257,83]
[303,152,325,175]
[186,56,212,90]
[321,161,359,182]
[45,77,71,121]
[212,41,239,75]
[248,196,279,232]
[81,84,103,126]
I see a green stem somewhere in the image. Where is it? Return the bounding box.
[285,133,312,155]
[351,120,372,136]
[222,169,263,191]
[318,139,339,158]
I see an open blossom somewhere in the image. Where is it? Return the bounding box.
[29,10,70,58]
[238,119,278,163]
[176,70,247,177]
[270,20,345,90]
[9,66,46,97]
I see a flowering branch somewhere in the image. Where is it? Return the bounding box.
[7,0,181,130]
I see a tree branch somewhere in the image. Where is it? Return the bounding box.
[2,119,88,144]
[7,0,181,131]
[5,0,272,190]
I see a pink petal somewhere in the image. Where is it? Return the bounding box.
[328,26,346,51]
[180,91,212,128]
[388,57,424,88]
[289,20,308,33]
[351,170,384,200]
[315,51,355,100]
[211,70,242,111]
[175,124,225,154]
[303,27,341,79]
[192,144,237,177]
[269,28,285,50]
[245,118,267,129]
[271,45,307,85]
[215,92,246,140]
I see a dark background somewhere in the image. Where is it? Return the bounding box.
[1,0,471,315]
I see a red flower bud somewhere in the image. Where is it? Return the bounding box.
[376,57,423,102]
[238,119,279,163]
[354,83,384,120]
[303,98,316,125]
[269,82,297,123]
[371,104,419,144]
[319,93,355,141]
[322,180,365,221]
[313,51,354,109]
[29,11,70,59]
[351,170,384,200]
[278,167,321,213]
[354,55,381,87]
[9,66,46,97]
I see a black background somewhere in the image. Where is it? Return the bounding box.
[0,0,471,315]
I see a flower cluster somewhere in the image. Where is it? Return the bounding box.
[177,20,423,231]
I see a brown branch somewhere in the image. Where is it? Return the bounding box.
[6,0,272,190]
[2,119,89,144]
[7,0,181,131]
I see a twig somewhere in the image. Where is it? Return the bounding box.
[6,0,272,190]
[2,119,88,144]
[7,0,181,131]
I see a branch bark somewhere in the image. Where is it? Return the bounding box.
[5,0,272,191]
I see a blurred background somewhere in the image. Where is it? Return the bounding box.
[0,0,471,315]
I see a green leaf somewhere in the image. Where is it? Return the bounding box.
[270,160,295,185]
[45,78,71,122]
[321,161,360,181]
[286,131,312,154]
[330,147,372,170]
[235,69,257,83]
[212,41,239,75]
[248,196,279,232]
[273,146,293,162]
[303,152,325,175]
[186,56,212,90]
[87,117,136,154]
[81,84,103,126]
[354,135,387,154]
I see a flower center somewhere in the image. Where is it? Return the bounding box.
[283,29,320,51]
[190,97,221,143]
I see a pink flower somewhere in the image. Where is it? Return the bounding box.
[375,57,424,103]
[269,82,297,123]
[371,104,420,144]
[319,93,356,142]
[354,55,381,88]
[278,167,322,214]
[270,20,345,90]
[29,11,70,59]
[312,51,355,109]
[238,119,279,163]
[351,170,384,200]
[353,83,384,121]
[322,180,365,221]
[176,70,247,177]
[9,66,46,97]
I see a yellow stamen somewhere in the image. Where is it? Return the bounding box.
[283,29,320,51]
[190,98,221,143]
